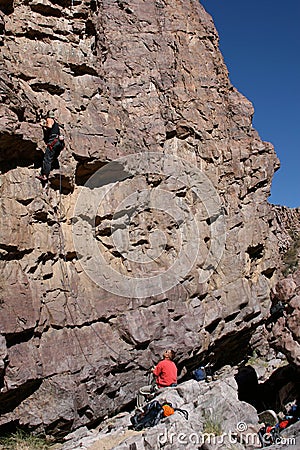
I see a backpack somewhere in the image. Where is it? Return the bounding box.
[257,414,299,447]
[258,425,280,447]
[130,401,164,431]
[193,363,214,382]
[193,366,206,381]
[162,402,189,420]
[130,401,189,431]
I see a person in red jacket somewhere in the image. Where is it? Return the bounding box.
[152,349,177,388]
[136,349,177,408]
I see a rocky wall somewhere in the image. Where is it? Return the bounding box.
[0,0,283,435]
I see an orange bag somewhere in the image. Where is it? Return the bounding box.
[162,404,175,417]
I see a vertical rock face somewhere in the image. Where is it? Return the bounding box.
[267,271,300,367]
[0,0,285,435]
[272,206,300,260]
[266,207,300,368]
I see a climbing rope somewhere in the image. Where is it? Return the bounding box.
[53,170,122,365]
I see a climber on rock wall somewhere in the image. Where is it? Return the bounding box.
[37,110,65,182]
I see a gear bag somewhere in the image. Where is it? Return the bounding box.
[130,401,164,431]
[162,402,189,420]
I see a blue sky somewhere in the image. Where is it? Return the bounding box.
[200,0,300,208]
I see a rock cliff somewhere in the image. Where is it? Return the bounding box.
[58,375,300,450]
[0,0,297,436]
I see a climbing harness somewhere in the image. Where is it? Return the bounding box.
[48,137,59,152]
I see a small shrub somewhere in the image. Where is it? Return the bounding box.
[203,411,222,436]
[0,429,53,450]
[246,352,268,368]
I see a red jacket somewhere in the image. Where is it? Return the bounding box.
[153,359,177,388]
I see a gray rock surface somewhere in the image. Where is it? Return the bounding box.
[0,0,299,436]
[60,377,260,450]
[267,271,300,367]
[58,376,300,450]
